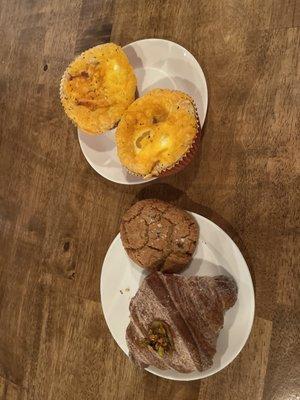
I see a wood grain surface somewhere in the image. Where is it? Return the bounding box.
[0,0,299,399]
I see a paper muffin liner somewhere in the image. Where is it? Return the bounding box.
[124,97,201,179]
[157,105,201,178]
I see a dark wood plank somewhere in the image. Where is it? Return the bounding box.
[75,0,114,53]
[262,305,300,400]
[0,377,27,400]
[0,0,298,399]
[294,0,300,26]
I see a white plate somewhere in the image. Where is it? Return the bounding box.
[101,212,255,381]
[78,38,208,185]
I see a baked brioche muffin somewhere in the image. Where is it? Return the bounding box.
[120,199,199,273]
[60,43,136,134]
[116,89,200,178]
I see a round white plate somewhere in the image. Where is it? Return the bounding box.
[101,212,255,381]
[78,38,208,185]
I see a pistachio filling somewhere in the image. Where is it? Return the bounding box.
[141,320,173,357]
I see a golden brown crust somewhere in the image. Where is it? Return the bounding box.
[60,43,136,134]
[120,199,199,273]
[126,272,238,373]
[116,89,199,177]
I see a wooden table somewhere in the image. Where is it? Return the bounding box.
[0,1,299,399]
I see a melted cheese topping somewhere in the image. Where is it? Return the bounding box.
[60,43,136,134]
[116,89,198,177]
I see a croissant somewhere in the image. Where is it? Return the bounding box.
[126,272,238,373]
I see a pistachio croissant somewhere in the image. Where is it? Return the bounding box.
[126,272,237,373]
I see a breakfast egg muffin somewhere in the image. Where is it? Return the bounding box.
[60,43,136,134]
[116,89,200,178]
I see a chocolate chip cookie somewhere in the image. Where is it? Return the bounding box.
[120,199,199,273]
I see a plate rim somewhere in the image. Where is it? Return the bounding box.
[77,37,208,185]
[122,37,209,125]
[77,128,156,186]
[100,212,255,381]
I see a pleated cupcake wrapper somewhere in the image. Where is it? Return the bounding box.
[158,114,201,178]
[125,99,201,179]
